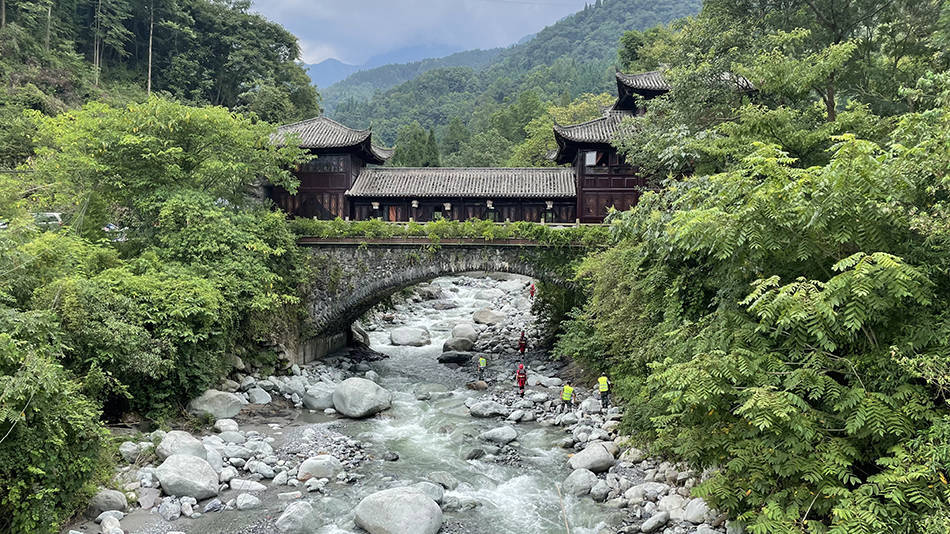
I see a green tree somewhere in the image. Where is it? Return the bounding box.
[508,92,616,167]
[28,97,303,238]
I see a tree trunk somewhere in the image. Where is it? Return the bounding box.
[1,0,6,31]
[45,2,51,53]
[825,72,837,122]
[147,0,153,96]
[94,0,102,87]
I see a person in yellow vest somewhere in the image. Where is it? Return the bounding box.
[597,375,611,411]
[560,383,576,414]
[477,355,487,381]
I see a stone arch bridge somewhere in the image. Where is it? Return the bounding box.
[289,236,588,364]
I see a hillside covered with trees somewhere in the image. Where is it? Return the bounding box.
[0,0,319,169]
[329,0,701,151]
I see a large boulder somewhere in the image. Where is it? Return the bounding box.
[187,389,246,419]
[332,377,392,418]
[437,351,473,365]
[469,400,507,418]
[562,469,598,496]
[568,442,616,473]
[442,337,475,352]
[155,454,219,499]
[156,431,206,461]
[451,323,478,342]
[473,308,506,325]
[302,383,335,410]
[276,501,320,533]
[246,387,272,404]
[478,426,518,445]
[354,488,443,534]
[389,326,430,347]
[297,455,343,481]
[85,489,128,519]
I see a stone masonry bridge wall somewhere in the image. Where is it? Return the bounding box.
[290,239,571,364]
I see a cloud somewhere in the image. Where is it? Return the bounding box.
[251,0,590,64]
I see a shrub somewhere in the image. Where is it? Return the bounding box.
[0,309,109,534]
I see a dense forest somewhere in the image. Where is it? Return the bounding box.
[330,0,701,155]
[0,0,319,169]
[551,0,950,532]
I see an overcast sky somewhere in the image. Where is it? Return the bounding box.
[251,0,592,65]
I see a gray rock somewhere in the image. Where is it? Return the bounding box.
[684,497,711,524]
[465,448,486,460]
[563,469,598,496]
[202,498,223,513]
[726,520,746,534]
[247,387,272,404]
[94,510,125,524]
[187,389,246,419]
[696,526,719,534]
[303,383,335,411]
[155,454,219,499]
[478,426,518,445]
[158,499,181,522]
[365,370,381,383]
[119,441,141,463]
[204,444,223,473]
[219,431,245,444]
[276,501,319,533]
[469,400,507,418]
[568,442,616,473]
[354,487,443,534]
[658,493,687,520]
[156,431,206,462]
[437,351,473,365]
[230,479,267,491]
[214,419,239,433]
[138,488,161,510]
[451,323,478,342]
[619,447,645,463]
[428,471,460,490]
[297,455,343,480]
[332,377,392,418]
[473,308,506,325]
[442,337,475,352]
[640,511,669,533]
[578,397,600,412]
[590,479,611,502]
[624,482,670,502]
[236,493,261,510]
[541,376,563,388]
[410,481,445,504]
[390,326,430,346]
[86,489,128,518]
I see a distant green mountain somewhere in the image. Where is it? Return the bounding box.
[321,48,503,113]
[327,0,702,146]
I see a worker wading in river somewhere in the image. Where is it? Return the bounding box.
[477,355,487,381]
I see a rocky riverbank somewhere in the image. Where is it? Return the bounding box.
[65,274,740,534]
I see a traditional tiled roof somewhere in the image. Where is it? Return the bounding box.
[346,168,576,198]
[272,116,371,148]
[616,71,672,92]
[272,116,393,164]
[616,70,756,94]
[553,110,635,144]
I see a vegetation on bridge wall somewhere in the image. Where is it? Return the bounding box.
[290,217,613,249]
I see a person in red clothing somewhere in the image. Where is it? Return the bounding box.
[529,283,536,299]
[518,330,527,356]
[515,363,528,397]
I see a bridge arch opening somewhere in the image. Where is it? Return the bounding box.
[293,243,575,363]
